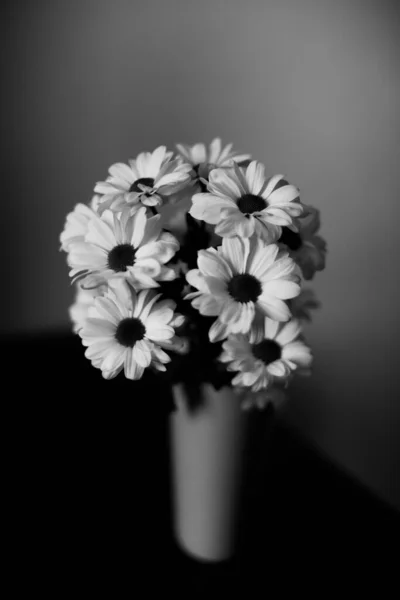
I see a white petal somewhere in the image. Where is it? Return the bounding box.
[85,215,116,251]
[133,340,152,367]
[263,174,286,197]
[209,319,230,343]
[263,207,293,226]
[220,299,243,324]
[257,297,291,322]
[101,344,126,372]
[246,242,278,280]
[130,207,147,248]
[149,145,167,175]
[108,162,135,184]
[275,320,302,345]
[151,346,171,365]
[135,291,161,320]
[146,324,174,342]
[268,184,299,205]
[196,295,222,316]
[135,151,152,177]
[208,168,241,199]
[68,243,107,269]
[245,161,266,195]
[145,311,174,335]
[214,216,241,238]
[262,279,300,300]
[282,342,313,367]
[235,216,255,238]
[84,339,116,359]
[124,348,144,380]
[221,237,248,273]
[190,194,234,224]
[93,299,120,326]
[263,317,281,340]
[261,254,297,281]
[134,258,162,277]
[94,181,123,195]
[81,317,116,338]
[198,250,231,280]
[190,143,207,164]
[206,276,229,297]
[176,143,192,163]
[186,269,209,294]
[266,360,288,377]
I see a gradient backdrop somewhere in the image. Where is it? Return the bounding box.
[2,0,399,508]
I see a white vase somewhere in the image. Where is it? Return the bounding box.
[170,383,247,562]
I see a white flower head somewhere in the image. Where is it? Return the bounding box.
[190,161,303,243]
[94,146,192,213]
[185,236,301,342]
[60,196,100,252]
[79,280,185,380]
[67,206,179,289]
[176,137,251,193]
[220,317,313,392]
[278,205,327,280]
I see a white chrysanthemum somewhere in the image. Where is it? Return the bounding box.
[94,146,192,212]
[189,161,303,243]
[79,281,185,380]
[69,281,107,333]
[289,288,321,323]
[278,205,327,280]
[176,137,251,193]
[60,196,101,252]
[67,206,179,289]
[185,236,300,342]
[220,317,313,392]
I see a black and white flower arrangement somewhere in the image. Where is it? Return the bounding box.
[60,139,326,411]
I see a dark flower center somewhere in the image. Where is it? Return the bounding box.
[237,194,266,215]
[129,177,155,193]
[108,244,136,272]
[252,340,281,365]
[115,318,146,347]
[227,274,262,303]
[279,227,302,251]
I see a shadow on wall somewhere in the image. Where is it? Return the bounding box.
[286,309,400,511]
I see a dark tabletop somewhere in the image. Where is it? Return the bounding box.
[4,332,399,585]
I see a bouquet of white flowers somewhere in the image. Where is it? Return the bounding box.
[60,138,326,412]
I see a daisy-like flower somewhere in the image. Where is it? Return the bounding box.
[190,161,303,243]
[79,280,185,380]
[289,288,321,323]
[60,196,101,252]
[185,236,301,342]
[94,146,192,212]
[220,317,313,392]
[176,137,251,192]
[67,206,179,289]
[278,205,327,280]
[69,281,107,333]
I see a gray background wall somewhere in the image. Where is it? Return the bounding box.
[2,0,399,508]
